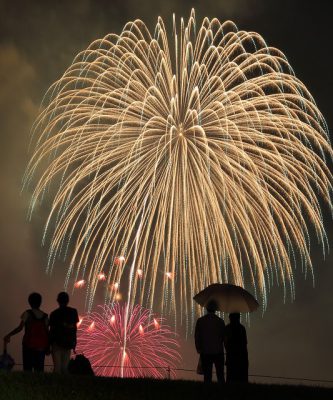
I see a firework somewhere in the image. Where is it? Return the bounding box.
[76,304,181,378]
[26,10,332,320]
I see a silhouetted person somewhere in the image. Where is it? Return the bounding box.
[3,292,49,372]
[68,354,94,375]
[49,292,79,373]
[195,300,225,383]
[225,313,248,383]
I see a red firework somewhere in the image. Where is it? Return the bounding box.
[76,304,181,378]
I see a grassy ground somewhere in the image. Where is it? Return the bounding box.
[0,372,332,400]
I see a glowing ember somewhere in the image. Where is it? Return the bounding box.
[74,280,85,289]
[77,317,83,328]
[165,272,173,280]
[153,318,160,329]
[88,321,95,331]
[97,272,106,281]
[114,256,125,266]
[137,269,143,278]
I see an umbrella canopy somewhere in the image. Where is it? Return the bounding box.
[193,283,259,313]
[0,342,15,371]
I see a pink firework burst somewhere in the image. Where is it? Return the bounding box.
[76,304,181,378]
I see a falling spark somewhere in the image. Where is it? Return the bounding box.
[137,269,143,278]
[77,316,83,328]
[26,10,333,321]
[153,319,160,330]
[114,256,126,266]
[97,272,106,281]
[88,321,95,331]
[77,304,181,378]
[74,280,85,289]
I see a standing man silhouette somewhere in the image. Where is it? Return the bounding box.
[49,292,79,373]
[195,300,225,383]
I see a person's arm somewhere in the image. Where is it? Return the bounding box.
[48,312,55,346]
[70,309,79,328]
[65,310,79,329]
[221,320,226,347]
[4,321,25,343]
[49,312,55,328]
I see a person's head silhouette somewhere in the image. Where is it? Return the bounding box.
[206,299,218,313]
[57,292,70,307]
[229,312,241,324]
[28,292,42,309]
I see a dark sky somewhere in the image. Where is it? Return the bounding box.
[0,0,332,383]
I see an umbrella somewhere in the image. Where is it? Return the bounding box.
[193,283,259,313]
[0,341,15,371]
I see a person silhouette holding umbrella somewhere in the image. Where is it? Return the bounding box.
[194,300,225,384]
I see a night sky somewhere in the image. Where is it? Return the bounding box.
[0,0,332,383]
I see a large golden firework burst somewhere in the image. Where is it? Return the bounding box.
[26,10,332,323]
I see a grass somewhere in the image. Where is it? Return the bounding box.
[0,372,332,400]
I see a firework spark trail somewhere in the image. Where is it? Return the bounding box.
[121,195,147,377]
[25,10,332,321]
[76,304,181,378]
